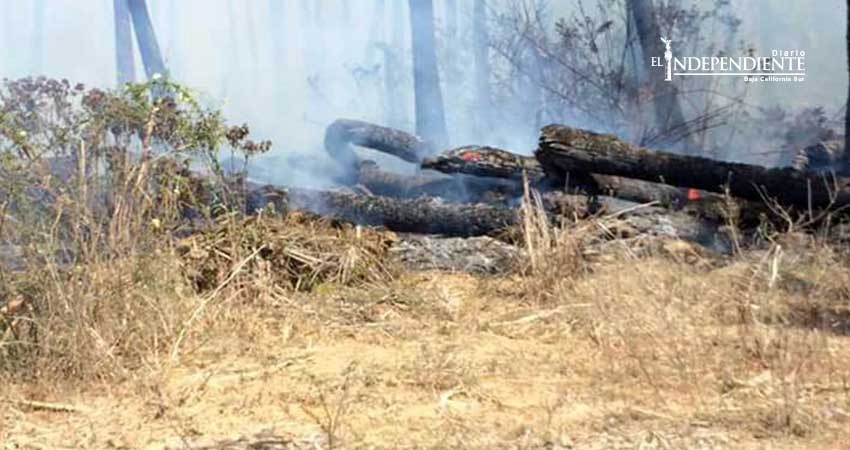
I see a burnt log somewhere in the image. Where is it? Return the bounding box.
[324,119,434,182]
[248,185,518,237]
[422,145,546,181]
[246,184,721,245]
[537,124,850,210]
[422,145,693,208]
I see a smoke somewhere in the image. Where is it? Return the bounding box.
[0,0,846,185]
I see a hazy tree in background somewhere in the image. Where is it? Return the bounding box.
[113,0,136,85]
[385,0,409,130]
[473,0,491,135]
[409,0,448,146]
[845,0,850,174]
[626,0,693,152]
[127,0,167,79]
[444,0,460,112]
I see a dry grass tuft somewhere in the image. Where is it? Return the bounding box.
[177,212,395,295]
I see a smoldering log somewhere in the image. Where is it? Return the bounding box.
[422,145,692,207]
[537,124,850,210]
[324,119,435,182]
[246,184,721,245]
[422,145,547,181]
[248,185,518,237]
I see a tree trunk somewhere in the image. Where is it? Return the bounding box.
[423,145,693,209]
[537,124,850,210]
[444,0,460,120]
[127,0,167,79]
[626,0,693,151]
[246,185,718,243]
[113,0,136,85]
[261,186,519,237]
[845,0,850,175]
[408,0,449,147]
[385,0,409,129]
[473,0,491,135]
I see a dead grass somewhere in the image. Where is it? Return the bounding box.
[3,159,850,448]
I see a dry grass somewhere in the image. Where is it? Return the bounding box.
[5,185,849,449]
[2,80,850,447]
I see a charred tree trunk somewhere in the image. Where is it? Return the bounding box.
[473,0,491,135]
[259,186,518,237]
[246,184,719,243]
[422,145,686,207]
[423,146,547,182]
[537,124,850,210]
[113,0,136,85]
[409,0,449,147]
[127,0,168,79]
[626,0,693,151]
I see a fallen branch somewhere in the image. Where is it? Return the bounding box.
[324,119,434,182]
[7,398,88,414]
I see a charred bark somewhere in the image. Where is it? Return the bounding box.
[537,124,850,210]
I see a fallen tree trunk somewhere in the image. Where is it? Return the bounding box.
[422,145,547,181]
[248,185,518,237]
[537,124,850,210]
[325,119,435,183]
[245,184,721,245]
[422,145,694,207]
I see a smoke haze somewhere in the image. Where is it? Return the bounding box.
[0,0,845,184]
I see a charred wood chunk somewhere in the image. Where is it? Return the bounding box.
[537,124,850,210]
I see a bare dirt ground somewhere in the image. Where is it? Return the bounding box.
[3,238,850,449]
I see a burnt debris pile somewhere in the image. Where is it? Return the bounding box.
[245,118,850,253]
